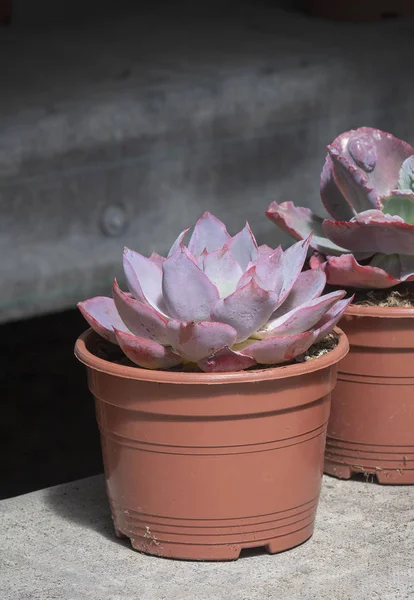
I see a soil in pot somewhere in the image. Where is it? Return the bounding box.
[75,328,348,560]
[325,288,414,485]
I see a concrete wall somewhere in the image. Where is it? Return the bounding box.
[1,1,413,322]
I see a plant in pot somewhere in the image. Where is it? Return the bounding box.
[75,212,350,560]
[267,127,414,485]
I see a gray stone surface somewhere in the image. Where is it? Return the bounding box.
[1,475,414,599]
[2,2,414,322]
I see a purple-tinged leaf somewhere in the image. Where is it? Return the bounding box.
[322,212,414,255]
[198,347,256,373]
[312,296,354,343]
[203,246,243,298]
[278,236,312,305]
[197,248,208,269]
[115,329,182,369]
[78,297,130,344]
[166,320,237,362]
[167,228,190,257]
[149,252,166,268]
[266,201,349,256]
[329,151,379,213]
[322,254,399,289]
[188,212,230,256]
[348,133,377,172]
[241,331,316,365]
[320,155,355,221]
[256,244,275,260]
[272,269,326,319]
[309,252,327,270]
[253,247,284,295]
[112,279,168,343]
[328,127,414,211]
[257,290,346,338]
[162,246,220,320]
[227,222,258,270]
[211,279,279,342]
[123,248,168,315]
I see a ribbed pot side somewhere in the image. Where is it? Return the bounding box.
[75,328,348,561]
[325,305,414,485]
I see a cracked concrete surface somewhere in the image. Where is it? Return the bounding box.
[1,475,413,599]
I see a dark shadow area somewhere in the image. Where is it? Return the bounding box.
[0,309,103,499]
[325,472,380,485]
[238,546,269,559]
[343,472,380,485]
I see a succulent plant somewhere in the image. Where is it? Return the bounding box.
[78,212,350,372]
[267,127,414,289]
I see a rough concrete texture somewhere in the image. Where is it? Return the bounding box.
[2,2,414,322]
[1,475,414,599]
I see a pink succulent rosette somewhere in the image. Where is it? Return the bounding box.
[78,213,350,372]
[267,127,414,289]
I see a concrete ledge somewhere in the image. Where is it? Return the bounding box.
[1,475,413,599]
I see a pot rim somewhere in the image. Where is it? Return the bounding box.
[346,303,414,319]
[74,327,349,385]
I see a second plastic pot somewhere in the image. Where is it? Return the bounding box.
[325,305,414,484]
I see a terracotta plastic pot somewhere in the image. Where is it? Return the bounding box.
[325,305,414,484]
[304,0,414,21]
[75,328,348,560]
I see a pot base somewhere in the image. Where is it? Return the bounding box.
[75,328,349,560]
[325,439,414,485]
[112,507,316,560]
[325,305,414,486]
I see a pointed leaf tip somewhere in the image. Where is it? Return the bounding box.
[78,296,129,344]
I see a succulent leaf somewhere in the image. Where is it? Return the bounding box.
[166,320,237,362]
[197,347,256,372]
[398,254,414,281]
[112,279,168,343]
[78,297,130,344]
[202,246,243,298]
[278,236,313,303]
[188,212,230,256]
[123,248,168,316]
[320,155,355,220]
[241,331,316,365]
[312,296,354,343]
[271,269,326,319]
[226,223,258,270]
[322,212,414,255]
[398,156,414,192]
[316,254,400,289]
[255,290,346,339]
[266,201,350,256]
[162,246,220,321]
[149,252,166,268]
[381,191,414,224]
[211,279,279,343]
[167,228,190,257]
[114,329,182,369]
